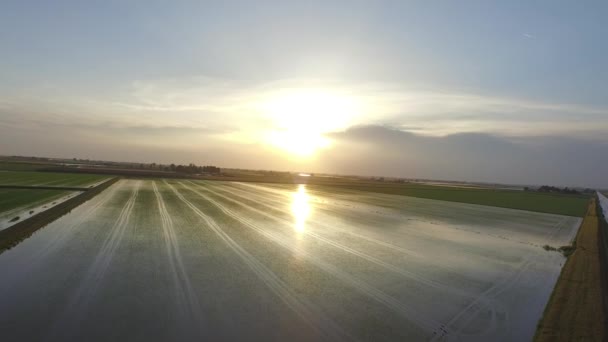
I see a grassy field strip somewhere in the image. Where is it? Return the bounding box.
[0,171,108,188]
[229,181,579,248]
[174,180,445,336]
[0,191,80,230]
[0,173,63,186]
[152,181,203,323]
[164,180,352,341]
[0,189,69,217]
[0,172,111,230]
[193,180,491,291]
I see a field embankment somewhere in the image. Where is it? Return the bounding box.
[0,185,89,191]
[534,196,607,341]
[39,166,204,179]
[0,177,119,253]
[598,192,608,323]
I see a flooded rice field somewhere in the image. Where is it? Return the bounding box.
[0,179,580,341]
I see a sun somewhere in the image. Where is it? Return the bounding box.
[261,89,359,157]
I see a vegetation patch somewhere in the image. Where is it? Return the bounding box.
[542,243,577,258]
[557,245,576,258]
[542,245,557,252]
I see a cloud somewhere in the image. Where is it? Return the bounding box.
[2,75,608,187]
[319,125,608,188]
[112,76,608,140]
[3,75,608,140]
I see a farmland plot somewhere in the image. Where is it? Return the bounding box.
[0,171,108,188]
[0,189,80,230]
[0,179,580,341]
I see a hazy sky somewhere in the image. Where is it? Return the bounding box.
[1,1,607,187]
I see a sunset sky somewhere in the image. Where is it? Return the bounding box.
[1,1,607,187]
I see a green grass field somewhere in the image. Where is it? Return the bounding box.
[0,171,108,188]
[269,182,591,217]
[0,189,71,216]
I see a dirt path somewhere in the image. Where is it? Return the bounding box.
[535,197,607,341]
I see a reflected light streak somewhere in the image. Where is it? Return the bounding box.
[291,184,311,233]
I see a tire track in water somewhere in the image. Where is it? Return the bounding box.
[233,181,565,244]
[178,181,445,336]
[219,182,496,258]
[164,181,354,342]
[0,185,118,302]
[206,182,543,339]
[230,183,556,340]
[50,180,141,339]
[214,183,552,276]
[208,183,447,262]
[429,259,534,341]
[152,181,205,332]
[187,181,478,300]
[32,181,122,262]
[0,182,123,297]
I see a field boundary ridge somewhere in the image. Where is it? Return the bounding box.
[0,177,119,254]
[0,185,90,191]
[534,196,607,341]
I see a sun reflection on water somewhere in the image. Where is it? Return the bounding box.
[291,184,311,232]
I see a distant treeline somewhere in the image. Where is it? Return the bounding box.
[525,185,594,195]
[142,163,220,174]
